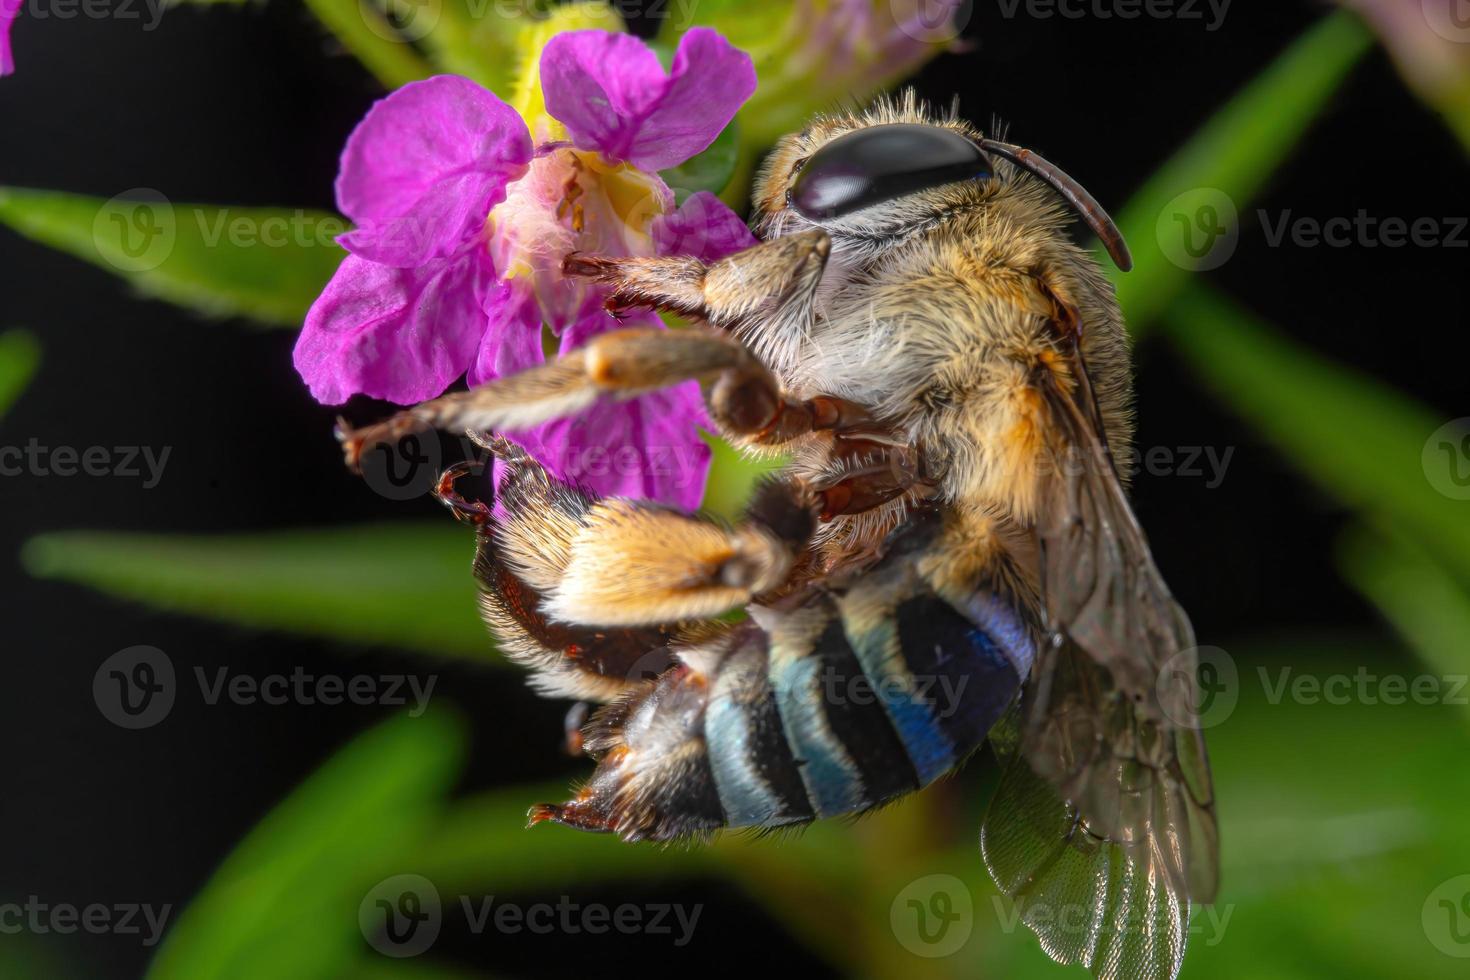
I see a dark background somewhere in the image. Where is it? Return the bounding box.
[2,1,1466,976]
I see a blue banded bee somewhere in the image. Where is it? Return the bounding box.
[341,93,1219,980]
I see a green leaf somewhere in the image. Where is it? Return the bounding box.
[148,711,464,980]
[0,187,347,327]
[1163,285,1470,580]
[301,0,436,90]
[418,0,538,92]
[699,431,785,521]
[1339,525,1470,720]
[0,329,40,419]
[660,120,741,201]
[1109,12,1372,331]
[21,524,499,661]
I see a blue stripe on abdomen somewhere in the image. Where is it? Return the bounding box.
[705,638,814,828]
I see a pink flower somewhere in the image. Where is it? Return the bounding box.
[2,0,21,76]
[294,29,758,508]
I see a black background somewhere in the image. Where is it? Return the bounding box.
[2,0,1467,976]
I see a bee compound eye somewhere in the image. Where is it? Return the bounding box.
[788,124,993,221]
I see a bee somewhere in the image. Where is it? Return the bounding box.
[341,92,1219,980]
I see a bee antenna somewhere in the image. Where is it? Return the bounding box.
[980,139,1133,273]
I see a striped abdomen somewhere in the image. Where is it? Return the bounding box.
[529,515,1036,841]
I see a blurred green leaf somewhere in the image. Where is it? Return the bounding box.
[0,329,40,419]
[0,187,346,327]
[1110,12,1372,330]
[418,0,540,90]
[660,121,741,201]
[1339,525,1470,719]
[21,524,499,661]
[302,0,436,89]
[149,711,464,980]
[415,780,868,973]
[1163,285,1470,580]
[699,432,785,521]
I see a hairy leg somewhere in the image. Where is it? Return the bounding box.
[336,325,878,469]
[565,228,830,332]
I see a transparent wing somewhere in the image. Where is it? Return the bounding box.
[979,345,1219,980]
[982,709,1194,980]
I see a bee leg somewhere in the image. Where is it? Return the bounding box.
[538,478,818,628]
[564,228,830,332]
[563,701,591,757]
[336,325,871,468]
[432,460,491,526]
[811,444,938,520]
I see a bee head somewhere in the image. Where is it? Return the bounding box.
[755,96,1132,272]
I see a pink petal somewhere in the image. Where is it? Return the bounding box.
[335,76,532,267]
[294,247,495,405]
[497,305,711,508]
[467,279,545,387]
[503,387,711,509]
[653,190,758,263]
[540,28,756,172]
[1,0,19,76]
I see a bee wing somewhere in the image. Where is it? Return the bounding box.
[979,346,1219,980]
[1025,351,1219,898]
[981,707,1199,980]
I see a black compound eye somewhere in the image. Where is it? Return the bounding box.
[788,124,993,221]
